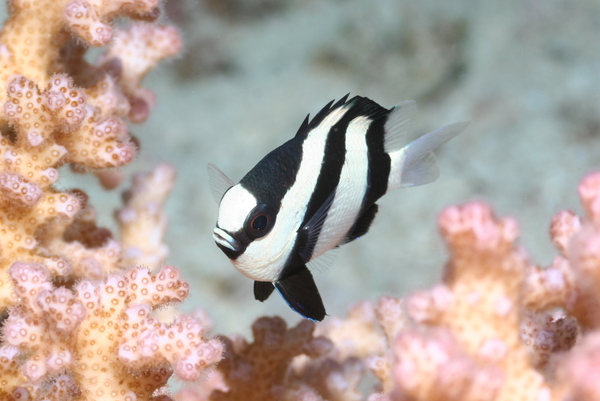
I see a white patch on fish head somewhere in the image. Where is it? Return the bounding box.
[213,183,299,282]
[216,184,257,233]
[214,184,256,257]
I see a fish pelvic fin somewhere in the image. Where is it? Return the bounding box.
[254,280,275,301]
[274,266,326,321]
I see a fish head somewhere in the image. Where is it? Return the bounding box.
[213,183,294,280]
[213,183,276,257]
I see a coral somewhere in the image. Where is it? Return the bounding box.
[363,172,600,401]
[0,0,224,398]
[116,163,175,270]
[0,0,181,304]
[555,332,600,401]
[396,201,550,401]
[99,24,182,123]
[2,262,222,399]
[552,173,600,328]
[520,309,578,370]
[210,316,333,401]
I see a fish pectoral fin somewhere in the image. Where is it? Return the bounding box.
[297,189,337,263]
[345,203,379,244]
[400,121,469,187]
[254,280,275,301]
[274,266,326,321]
[207,163,235,203]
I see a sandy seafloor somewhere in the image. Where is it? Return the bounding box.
[2,0,600,335]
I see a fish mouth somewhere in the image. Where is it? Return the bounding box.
[213,227,241,253]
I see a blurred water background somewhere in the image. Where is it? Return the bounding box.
[2,0,599,335]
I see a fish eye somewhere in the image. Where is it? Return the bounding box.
[244,204,276,239]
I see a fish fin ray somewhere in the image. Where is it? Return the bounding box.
[400,121,469,187]
[383,100,418,153]
[298,189,337,263]
[254,281,275,301]
[294,94,352,138]
[345,203,379,244]
[401,152,439,187]
[307,247,340,273]
[293,114,311,138]
[207,163,235,203]
[346,96,390,122]
[275,266,326,321]
[332,93,351,108]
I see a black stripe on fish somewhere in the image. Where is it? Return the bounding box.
[290,103,351,266]
[346,203,379,243]
[239,137,304,210]
[293,96,392,262]
[344,106,391,243]
[363,107,391,206]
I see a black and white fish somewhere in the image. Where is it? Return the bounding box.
[209,95,467,321]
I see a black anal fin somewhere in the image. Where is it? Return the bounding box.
[254,281,275,301]
[346,203,379,244]
[274,266,326,321]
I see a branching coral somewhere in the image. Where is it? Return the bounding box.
[116,163,175,270]
[393,202,549,401]
[1,262,222,399]
[0,0,225,398]
[0,0,182,308]
[211,316,333,401]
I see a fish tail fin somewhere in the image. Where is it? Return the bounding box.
[274,266,326,321]
[387,121,469,191]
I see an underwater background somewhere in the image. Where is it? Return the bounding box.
[2,0,599,334]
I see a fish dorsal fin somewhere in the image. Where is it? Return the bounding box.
[294,94,351,138]
[207,163,235,203]
[297,189,337,263]
[274,266,326,321]
[383,100,418,153]
[401,121,469,187]
[345,96,388,121]
[332,93,351,109]
[294,114,311,138]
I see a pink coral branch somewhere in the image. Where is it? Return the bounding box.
[3,263,221,397]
